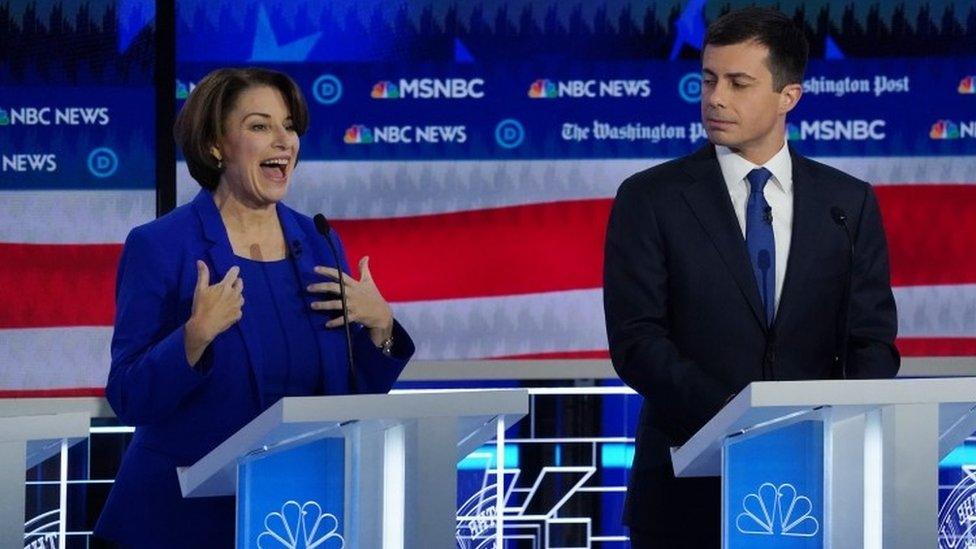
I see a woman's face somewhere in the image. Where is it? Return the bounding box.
[213,85,299,207]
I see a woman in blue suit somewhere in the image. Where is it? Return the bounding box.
[94,68,414,546]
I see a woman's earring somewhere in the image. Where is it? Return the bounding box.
[217,159,223,169]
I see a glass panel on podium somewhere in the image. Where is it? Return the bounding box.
[723,414,825,549]
[237,437,347,548]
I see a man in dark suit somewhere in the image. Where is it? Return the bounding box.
[602,7,899,547]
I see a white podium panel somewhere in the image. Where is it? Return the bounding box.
[179,389,529,548]
[0,411,89,549]
[671,378,976,549]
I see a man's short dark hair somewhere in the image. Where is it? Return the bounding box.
[705,7,809,91]
[174,67,309,191]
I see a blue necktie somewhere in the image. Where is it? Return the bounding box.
[746,168,775,326]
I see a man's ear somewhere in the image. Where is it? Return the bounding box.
[779,83,802,115]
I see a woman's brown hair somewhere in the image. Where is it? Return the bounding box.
[174,67,309,190]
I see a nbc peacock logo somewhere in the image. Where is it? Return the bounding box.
[371,81,400,99]
[959,76,975,95]
[343,125,373,144]
[930,119,960,140]
[257,501,344,549]
[736,482,819,537]
[0,108,9,126]
[527,79,557,99]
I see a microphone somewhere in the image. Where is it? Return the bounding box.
[762,206,773,224]
[313,213,357,392]
[290,240,302,258]
[830,206,854,380]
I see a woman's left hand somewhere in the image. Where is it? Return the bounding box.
[309,256,394,345]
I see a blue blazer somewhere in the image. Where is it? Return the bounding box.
[603,144,899,538]
[95,190,414,546]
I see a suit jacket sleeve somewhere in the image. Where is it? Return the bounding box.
[329,230,415,394]
[603,177,732,441]
[846,184,900,378]
[106,227,207,426]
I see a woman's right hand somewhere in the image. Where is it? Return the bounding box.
[184,261,243,366]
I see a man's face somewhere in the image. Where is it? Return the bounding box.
[701,40,795,158]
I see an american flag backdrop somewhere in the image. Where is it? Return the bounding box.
[1,155,973,395]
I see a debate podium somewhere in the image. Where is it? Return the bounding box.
[671,378,976,548]
[0,410,90,548]
[178,389,528,548]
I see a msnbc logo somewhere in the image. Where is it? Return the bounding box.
[786,123,801,140]
[343,125,373,144]
[959,76,975,94]
[528,79,557,99]
[371,81,400,99]
[930,119,960,139]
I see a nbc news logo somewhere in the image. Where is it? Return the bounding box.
[343,124,467,144]
[527,78,650,99]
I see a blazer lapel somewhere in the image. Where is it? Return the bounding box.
[679,145,767,328]
[191,190,269,406]
[772,151,823,332]
[276,204,350,394]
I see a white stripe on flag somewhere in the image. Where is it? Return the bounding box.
[0,190,155,244]
[894,284,976,338]
[392,288,609,360]
[0,327,111,390]
[0,284,970,388]
[178,157,976,219]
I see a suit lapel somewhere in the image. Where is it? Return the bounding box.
[192,190,270,406]
[772,150,822,332]
[276,204,349,394]
[680,145,767,328]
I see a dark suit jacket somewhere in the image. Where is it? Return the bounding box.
[603,144,898,535]
[94,190,414,547]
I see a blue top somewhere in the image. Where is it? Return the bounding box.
[238,256,322,403]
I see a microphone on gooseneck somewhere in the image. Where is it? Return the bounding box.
[830,206,854,380]
[313,213,357,392]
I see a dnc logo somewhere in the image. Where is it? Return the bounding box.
[258,501,344,549]
[343,125,373,145]
[959,76,975,94]
[736,482,819,537]
[371,81,400,99]
[527,79,557,99]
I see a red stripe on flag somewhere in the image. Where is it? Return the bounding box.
[0,243,120,329]
[491,350,611,360]
[896,338,976,357]
[876,185,976,287]
[1,186,973,329]
[334,199,612,302]
[488,340,976,359]
[0,387,105,398]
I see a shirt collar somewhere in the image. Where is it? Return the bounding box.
[715,141,793,195]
